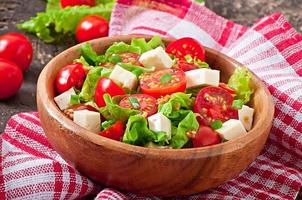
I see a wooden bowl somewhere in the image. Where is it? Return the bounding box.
[37,35,274,197]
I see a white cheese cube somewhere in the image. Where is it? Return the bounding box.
[238,105,254,131]
[139,46,173,69]
[148,112,172,140]
[73,110,101,133]
[109,65,137,90]
[216,119,247,141]
[185,68,220,88]
[54,87,76,110]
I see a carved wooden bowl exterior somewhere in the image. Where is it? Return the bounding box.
[37,36,274,197]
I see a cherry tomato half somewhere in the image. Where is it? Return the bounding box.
[174,59,199,72]
[76,15,109,43]
[0,33,33,71]
[139,68,186,98]
[60,0,95,8]
[55,63,86,94]
[0,58,23,99]
[95,78,125,107]
[193,86,238,126]
[219,83,236,95]
[166,37,205,61]
[99,121,125,141]
[192,125,221,147]
[119,94,157,117]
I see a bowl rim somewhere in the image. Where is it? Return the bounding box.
[37,35,274,160]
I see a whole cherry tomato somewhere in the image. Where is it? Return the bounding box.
[76,15,109,43]
[95,78,125,107]
[0,58,23,99]
[60,0,95,8]
[0,33,33,71]
[192,125,221,147]
[55,63,86,94]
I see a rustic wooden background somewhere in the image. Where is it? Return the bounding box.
[1,0,301,132]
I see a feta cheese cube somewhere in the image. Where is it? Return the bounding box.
[216,119,247,141]
[148,112,172,140]
[185,68,220,88]
[109,65,137,90]
[54,87,76,110]
[139,46,173,69]
[238,105,254,131]
[73,110,101,133]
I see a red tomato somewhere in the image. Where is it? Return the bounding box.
[139,68,186,98]
[95,78,125,107]
[192,126,221,147]
[99,121,125,141]
[0,58,23,99]
[0,33,33,71]
[219,83,236,95]
[55,63,86,94]
[193,86,238,126]
[119,94,157,117]
[60,0,95,8]
[76,15,109,43]
[174,59,199,72]
[166,37,205,61]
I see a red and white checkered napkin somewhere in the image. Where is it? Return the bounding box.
[1,0,302,199]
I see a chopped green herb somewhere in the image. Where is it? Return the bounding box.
[101,120,115,130]
[221,138,228,143]
[196,60,209,68]
[211,120,223,130]
[232,99,244,110]
[160,74,172,83]
[70,94,80,105]
[129,97,140,109]
[108,54,122,63]
[185,55,193,63]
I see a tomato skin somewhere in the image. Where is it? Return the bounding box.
[193,86,238,126]
[0,58,23,99]
[0,33,33,71]
[219,83,236,95]
[166,37,205,61]
[60,0,95,8]
[76,15,109,43]
[55,63,86,94]
[140,68,186,98]
[99,121,125,141]
[192,126,221,147]
[119,94,157,117]
[175,59,199,72]
[95,78,125,107]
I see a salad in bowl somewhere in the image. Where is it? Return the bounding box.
[53,36,254,149]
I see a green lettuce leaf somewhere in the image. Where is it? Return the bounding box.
[79,67,112,101]
[122,115,167,146]
[17,5,111,43]
[46,0,61,11]
[118,63,155,77]
[105,42,141,56]
[100,94,140,122]
[80,43,106,66]
[147,35,164,49]
[131,38,152,53]
[228,67,254,104]
[158,92,194,119]
[170,111,199,149]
